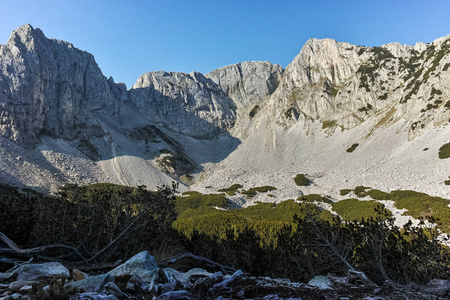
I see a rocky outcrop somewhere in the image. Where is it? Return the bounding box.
[1,252,447,299]
[129,71,236,138]
[263,35,450,139]
[205,61,283,108]
[0,24,120,147]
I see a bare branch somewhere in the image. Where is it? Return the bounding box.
[0,231,88,264]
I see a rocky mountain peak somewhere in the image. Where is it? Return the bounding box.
[206,61,283,108]
[129,70,236,138]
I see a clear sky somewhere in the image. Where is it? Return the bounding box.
[1,0,450,88]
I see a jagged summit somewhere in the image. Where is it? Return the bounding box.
[0,24,449,200]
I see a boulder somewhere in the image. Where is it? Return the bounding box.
[307,275,333,290]
[10,262,69,282]
[157,290,193,300]
[107,251,158,283]
[422,279,450,296]
[64,274,114,294]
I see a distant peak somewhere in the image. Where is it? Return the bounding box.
[9,24,46,44]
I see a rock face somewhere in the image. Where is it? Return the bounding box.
[205,61,283,108]
[0,24,119,147]
[129,71,236,138]
[1,24,450,198]
[265,36,450,138]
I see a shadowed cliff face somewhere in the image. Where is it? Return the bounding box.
[129,71,237,139]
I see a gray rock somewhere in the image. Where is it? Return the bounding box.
[69,292,118,300]
[157,290,193,300]
[107,251,158,283]
[10,262,69,282]
[129,71,236,138]
[307,275,333,290]
[162,267,213,287]
[0,24,120,147]
[8,281,38,293]
[421,279,450,296]
[206,61,283,108]
[0,273,10,283]
[213,270,243,289]
[103,282,128,300]
[64,274,114,294]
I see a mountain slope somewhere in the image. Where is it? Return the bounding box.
[0,24,450,201]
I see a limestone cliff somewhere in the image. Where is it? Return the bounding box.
[129,71,236,138]
[0,24,119,147]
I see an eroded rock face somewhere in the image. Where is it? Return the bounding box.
[205,61,283,108]
[129,71,236,138]
[0,24,120,147]
[264,35,450,139]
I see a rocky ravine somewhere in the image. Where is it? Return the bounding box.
[1,24,450,202]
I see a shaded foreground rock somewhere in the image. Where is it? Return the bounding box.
[1,252,449,299]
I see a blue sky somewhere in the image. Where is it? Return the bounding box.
[1,0,450,88]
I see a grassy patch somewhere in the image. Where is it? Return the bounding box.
[439,142,450,159]
[294,174,310,186]
[332,199,388,221]
[346,143,359,153]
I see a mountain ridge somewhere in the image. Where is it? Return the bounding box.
[1,24,450,201]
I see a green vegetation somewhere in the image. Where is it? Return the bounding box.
[322,120,337,129]
[298,194,332,203]
[367,189,391,200]
[175,192,230,218]
[340,189,352,196]
[284,107,299,119]
[332,199,388,221]
[294,173,310,186]
[358,103,373,112]
[1,183,178,262]
[445,180,450,186]
[378,93,388,100]
[445,101,450,109]
[439,142,450,159]
[343,186,450,233]
[241,186,277,198]
[3,183,450,286]
[346,143,359,153]
[357,47,395,91]
[217,184,243,196]
[249,105,260,119]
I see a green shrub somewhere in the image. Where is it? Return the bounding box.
[332,199,389,221]
[445,180,450,186]
[354,186,371,197]
[367,189,391,200]
[439,142,450,159]
[298,194,332,203]
[322,120,337,129]
[175,193,230,217]
[346,143,359,153]
[340,189,352,196]
[218,184,243,196]
[249,105,260,119]
[294,174,309,186]
[241,186,277,198]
